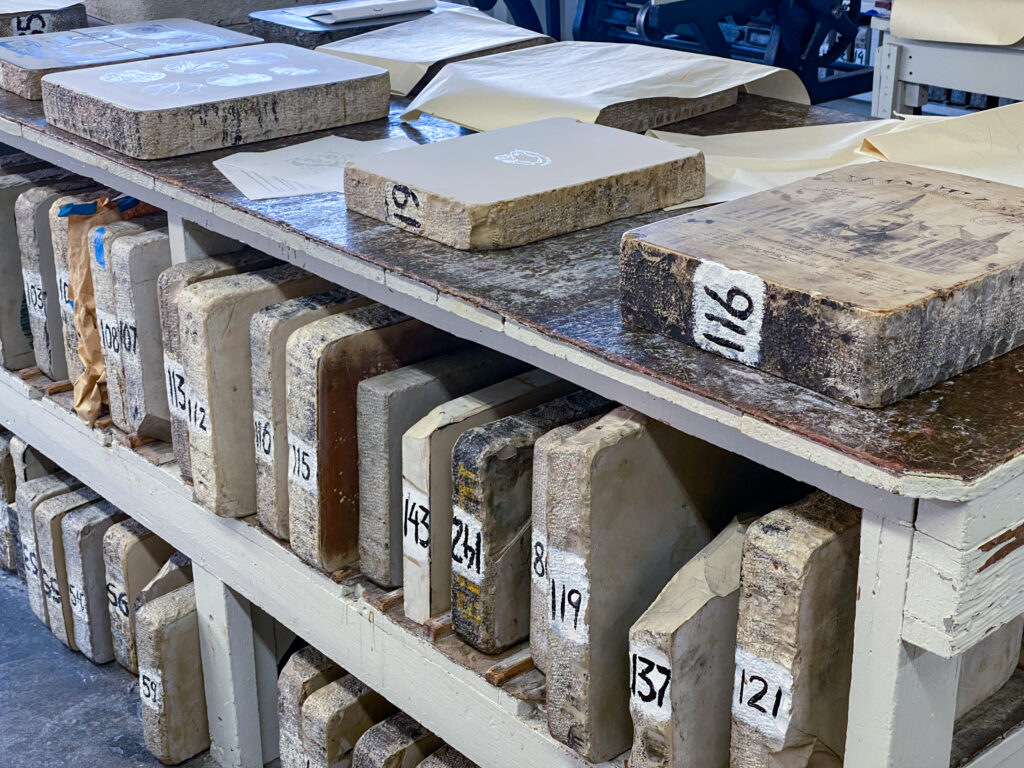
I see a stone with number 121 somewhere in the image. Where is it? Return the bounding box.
[345,117,704,250]
[622,164,1024,407]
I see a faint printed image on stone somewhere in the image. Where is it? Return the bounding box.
[227,51,288,66]
[269,66,318,76]
[163,60,228,75]
[142,82,205,96]
[100,69,165,83]
[207,72,273,87]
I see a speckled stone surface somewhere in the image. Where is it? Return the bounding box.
[449,389,611,654]
[0,3,87,38]
[300,673,396,768]
[85,0,310,27]
[278,645,344,768]
[350,712,440,768]
[5,437,58,578]
[250,6,430,49]
[420,746,480,768]
[0,432,17,572]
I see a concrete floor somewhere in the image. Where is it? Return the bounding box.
[0,569,217,768]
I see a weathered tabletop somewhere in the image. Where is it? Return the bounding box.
[1,89,1020,490]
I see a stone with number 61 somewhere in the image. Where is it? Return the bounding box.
[622,164,1024,407]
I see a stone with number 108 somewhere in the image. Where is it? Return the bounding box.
[622,164,1024,407]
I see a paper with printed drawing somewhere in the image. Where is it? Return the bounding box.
[891,0,1024,46]
[214,135,418,200]
[400,41,808,131]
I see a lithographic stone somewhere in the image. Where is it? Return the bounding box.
[356,347,527,588]
[350,712,441,768]
[102,518,175,673]
[621,164,1024,407]
[300,673,396,768]
[628,518,750,768]
[0,432,19,573]
[345,118,704,250]
[157,249,274,483]
[112,225,174,438]
[250,5,431,49]
[86,0,314,28]
[0,18,260,99]
[0,3,87,39]
[42,43,391,159]
[134,551,192,616]
[34,485,101,648]
[61,500,126,663]
[420,747,479,768]
[402,368,572,624]
[544,406,777,762]
[450,390,612,654]
[180,264,330,517]
[15,471,82,628]
[135,582,210,764]
[287,304,457,573]
[15,177,99,379]
[250,288,364,539]
[278,645,344,768]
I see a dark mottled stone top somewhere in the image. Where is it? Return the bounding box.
[2,87,1020,491]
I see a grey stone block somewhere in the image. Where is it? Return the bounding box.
[86,0,312,28]
[345,117,704,250]
[450,390,612,653]
[278,645,344,768]
[420,746,479,768]
[356,347,528,588]
[250,6,429,49]
[0,432,18,573]
[42,44,390,159]
[300,674,396,768]
[621,164,1024,407]
[350,712,440,768]
[0,4,87,38]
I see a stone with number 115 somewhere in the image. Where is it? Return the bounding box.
[621,164,1024,407]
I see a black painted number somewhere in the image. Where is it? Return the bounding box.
[289,444,312,483]
[701,285,754,354]
[737,668,784,718]
[15,14,47,34]
[254,417,272,457]
[140,673,161,708]
[167,367,187,412]
[26,283,45,314]
[532,541,546,578]
[388,184,422,229]
[451,514,481,575]
[630,653,671,708]
[550,578,583,631]
[403,494,429,549]
[107,583,130,618]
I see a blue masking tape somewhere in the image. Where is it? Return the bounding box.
[93,227,106,269]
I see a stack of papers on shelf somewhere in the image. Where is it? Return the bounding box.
[891,0,1024,45]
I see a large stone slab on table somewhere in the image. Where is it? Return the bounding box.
[62,499,126,663]
[251,4,432,50]
[356,347,527,588]
[158,249,274,483]
[102,517,175,673]
[345,117,704,250]
[450,390,612,654]
[621,164,1024,407]
[0,18,260,99]
[135,581,209,764]
[278,645,344,768]
[42,43,391,159]
[402,368,572,624]
[286,303,457,573]
[300,673,396,768]
[250,288,364,540]
[180,264,330,517]
[350,712,440,768]
[85,0,311,28]
[0,3,87,38]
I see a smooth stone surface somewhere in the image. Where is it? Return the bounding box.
[286,304,457,573]
[300,673,396,768]
[34,485,100,649]
[15,471,81,629]
[278,644,344,768]
[250,6,431,49]
[402,368,572,624]
[622,164,1024,407]
[15,176,98,379]
[180,263,329,517]
[89,215,166,432]
[250,287,364,539]
[113,224,173,438]
[0,432,18,573]
[0,18,260,99]
[85,0,312,27]
[529,415,604,677]
[345,118,704,250]
[61,499,126,663]
[356,347,528,588]
[0,3,87,38]
[135,582,209,764]
[730,493,860,768]
[102,518,175,673]
[350,712,440,768]
[450,389,612,654]
[157,249,274,483]
[544,406,786,761]
[42,43,391,159]
[628,517,750,768]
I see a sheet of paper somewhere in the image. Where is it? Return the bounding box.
[891,0,1024,45]
[316,6,542,96]
[214,135,418,200]
[400,41,808,131]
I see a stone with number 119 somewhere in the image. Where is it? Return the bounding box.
[621,164,1024,407]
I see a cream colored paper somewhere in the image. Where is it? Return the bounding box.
[214,135,417,200]
[891,0,1024,46]
[400,41,808,131]
[316,6,546,96]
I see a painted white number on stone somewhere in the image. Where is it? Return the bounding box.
[546,547,589,644]
[287,433,318,497]
[732,647,793,746]
[139,668,164,712]
[629,644,672,720]
[253,411,274,464]
[22,268,46,320]
[451,508,483,583]
[402,480,429,565]
[384,182,422,231]
[691,260,766,366]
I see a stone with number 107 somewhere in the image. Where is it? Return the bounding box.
[621,164,1024,407]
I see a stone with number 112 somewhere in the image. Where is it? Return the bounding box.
[621,164,1024,407]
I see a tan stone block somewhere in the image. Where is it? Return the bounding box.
[351,712,441,768]
[278,645,344,768]
[300,673,396,768]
